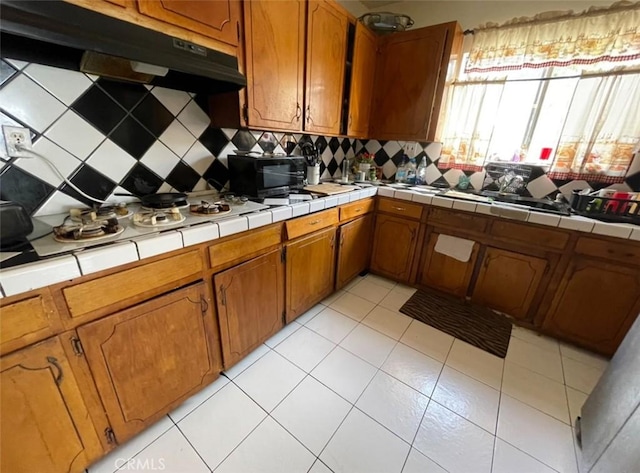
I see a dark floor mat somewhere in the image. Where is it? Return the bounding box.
[400,289,512,358]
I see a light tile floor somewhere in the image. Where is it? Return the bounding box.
[88,274,608,473]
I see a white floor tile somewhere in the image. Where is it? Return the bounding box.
[321,290,345,306]
[309,459,334,473]
[363,274,397,290]
[169,375,229,422]
[222,343,270,379]
[362,305,412,340]
[214,417,315,473]
[347,278,392,304]
[502,362,570,424]
[562,356,605,395]
[329,291,377,321]
[311,346,377,403]
[88,416,173,473]
[379,289,413,312]
[402,448,447,473]
[178,383,266,470]
[497,395,577,473]
[320,408,410,473]
[272,376,351,455]
[126,427,208,473]
[306,307,358,344]
[342,275,364,292]
[507,337,564,383]
[566,387,587,428]
[559,343,609,371]
[264,321,302,348]
[340,324,397,367]
[511,326,560,354]
[275,326,336,372]
[381,343,443,397]
[432,366,500,434]
[400,320,454,362]
[234,350,305,412]
[295,304,325,325]
[492,438,557,473]
[446,340,504,390]
[414,401,494,473]
[393,283,417,295]
[356,371,429,442]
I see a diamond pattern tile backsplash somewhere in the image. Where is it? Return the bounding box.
[0,59,638,217]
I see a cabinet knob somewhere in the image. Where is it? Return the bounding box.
[295,103,301,121]
[393,207,406,211]
[306,105,311,123]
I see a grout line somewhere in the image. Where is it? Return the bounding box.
[172,423,214,473]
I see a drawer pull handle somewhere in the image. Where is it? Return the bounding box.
[393,207,406,211]
[309,220,321,225]
[355,208,362,212]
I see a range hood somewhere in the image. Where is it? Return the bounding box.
[0,0,246,94]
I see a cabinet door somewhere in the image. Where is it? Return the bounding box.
[347,22,377,138]
[543,258,640,356]
[418,232,479,297]
[244,0,305,130]
[1,337,103,473]
[137,0,240,46]
[77,283,221,442]
[336,214,374,289]
[305,0,348,135]
[370,214,420,282]
[215,250,284,366]
[472,248,547,320]
[371,22,459,141]
[286,227,337,322]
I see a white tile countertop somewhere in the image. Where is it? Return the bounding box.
[1,185,638,298]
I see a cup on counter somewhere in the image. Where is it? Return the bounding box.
[307,165,320,185]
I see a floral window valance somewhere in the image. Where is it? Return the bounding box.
[466,1,640,74]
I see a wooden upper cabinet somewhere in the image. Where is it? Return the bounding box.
[215,250,284,367]
[286,227,337,322]
[543,258,640,356]
[1,336,103,473]
[243,0,305,130]
[347,22,377,138]
[336,214,373,289]
[76,283,221,443]
[305,0,348,135]
[370,21,462,141]
[137,0,240,45]
[472,248,548,320]
[370,214,420,283]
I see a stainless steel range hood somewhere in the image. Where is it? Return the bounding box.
[0,0,246,94]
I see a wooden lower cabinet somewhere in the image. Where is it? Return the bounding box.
[370,214,420,282]
[418,232,479,297]
[336,214,374,289]
[286,227,337,322]
[543,258,640,356]
[215,250,284,366]
[1,336,103,473]
[76,283,221,443]
[472,247,547,320]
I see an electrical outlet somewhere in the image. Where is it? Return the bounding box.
[3,125,33,158]
[402,141,418,157]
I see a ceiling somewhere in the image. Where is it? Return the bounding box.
[359,0,401,9]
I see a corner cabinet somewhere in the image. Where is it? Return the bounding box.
[137,0,241,46]
[304,0,348,135]
[1,336,103,473]
[347,22,377,138]
[370,21,462,141]
[370,214,420,283]
[543,258,640,356]
[215,250,285,366]
[76,283,221,443]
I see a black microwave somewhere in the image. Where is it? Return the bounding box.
[228,155,306,198]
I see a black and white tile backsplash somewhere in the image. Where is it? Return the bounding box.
[0,59,637,217]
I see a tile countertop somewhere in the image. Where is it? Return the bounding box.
[1,185,639,298]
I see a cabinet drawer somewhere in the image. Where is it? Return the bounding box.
[428,208,488,233]
[209,223,282,271]
[377,198,423,219]
[490,220,569,250]
[575,237,640,265]
[285,208,339,240]
[0,290,59,355]
[339,198,375,221]
[63,250,203,320]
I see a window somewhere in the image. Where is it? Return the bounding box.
[437,5,640,183]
